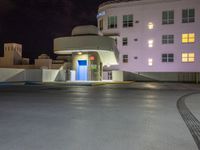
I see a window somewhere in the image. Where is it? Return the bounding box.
[182,9,195,23]
[108,72,112,80]
[123,55,128,63]
[148,22,154,29]
[162,10,174,24]
[122,37,128,46]
[114,38,117,45]
[123,15,133,27]
[182,33,195,43]
[162,54,174,62]
[148,58,153,66]
[148,40,154,48]
[108,16,117,29]
[99,19,103,31]
[162,35,174,44]
[182,53,195,62]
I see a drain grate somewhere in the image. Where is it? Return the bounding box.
[177,93,200,150]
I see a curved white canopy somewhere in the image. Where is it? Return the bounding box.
[54,35,119,66]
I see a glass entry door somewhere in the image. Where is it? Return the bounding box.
[77,60,88,81]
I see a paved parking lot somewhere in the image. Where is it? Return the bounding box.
[0,82,200,150]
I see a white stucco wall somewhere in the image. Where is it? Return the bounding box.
[98,0,200,72]
[42,69,59,82]
[0,68,66,82]
[26,69,42,82]
[0,68,25,82]
[112,71,123,81]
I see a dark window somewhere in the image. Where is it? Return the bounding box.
[162,35,174,44]
[99,19,103,31]
[108,16,117,29]
[162,10,174,24]
[108,72,112,80]
[123,15,133,27]
[123,55,128,63]
[162,53,174,62]
[122,37,128,46]
[182,9,195,23]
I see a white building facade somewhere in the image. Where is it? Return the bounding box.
[97,0,200,74]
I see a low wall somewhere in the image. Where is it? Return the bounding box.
[0,68,26,82]
[123,72,200,82]
[0,68,66,82]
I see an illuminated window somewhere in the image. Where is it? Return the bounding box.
[148,40,154,48]
[99,19,103,31]
[148,58,153,66]
[182,33,195,43]
[162,35,174,44]
[123,55,128,63]
[162,54,174,62]
[122,37,128,46]
[148,22,154,29]
[162,10,174,24]
[182,9,195,23]
[123,15,133,27]
[108,16,117,29]
[182,53,195,62]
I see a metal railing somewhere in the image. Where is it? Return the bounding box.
[99,0,141,8]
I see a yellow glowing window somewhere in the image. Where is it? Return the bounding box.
[182,52,195,62]
[182,33,195,43]
[182,34,188,43]
[189,57,195,62]
[189,33,195,43]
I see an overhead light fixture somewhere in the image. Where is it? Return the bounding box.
[148,58,153,66]
[148,22,154,29]
[78,52,82,55]
[148,40,154,48]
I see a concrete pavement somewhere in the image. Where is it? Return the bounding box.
[0,82,200,150]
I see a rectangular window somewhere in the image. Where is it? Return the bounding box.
[123,55,128,63]
[162,53,174,62]
[182,52,195,62]
[123,15,133,27]
[108,72,112,80]
[182,33,195,43]
[182,9,195,23]
[162,10,174,24]
[122,37,128,46]
[108,16,117,29]
[99,19,103,31]
[162,35,174,44]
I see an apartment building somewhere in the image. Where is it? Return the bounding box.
[97,0,200,81]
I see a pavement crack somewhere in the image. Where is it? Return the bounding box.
[177,92,200,150]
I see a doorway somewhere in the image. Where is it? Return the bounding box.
[77,60,88,80]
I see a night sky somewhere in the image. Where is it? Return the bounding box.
[0,0,107,61]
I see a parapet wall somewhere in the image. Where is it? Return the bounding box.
[0,68,66,82]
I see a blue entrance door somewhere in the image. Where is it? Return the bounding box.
[77,60,88,80]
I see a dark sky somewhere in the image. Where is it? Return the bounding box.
[0,0,107,60]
